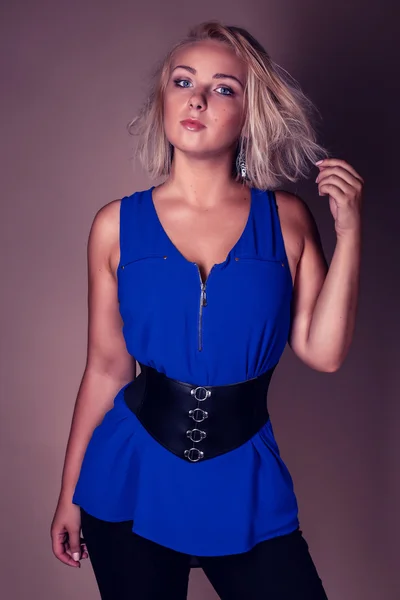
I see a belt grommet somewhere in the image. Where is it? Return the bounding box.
[186,428,207,442]
[188,408,208,422]
[190,386,211,401]
[184,448,204,462]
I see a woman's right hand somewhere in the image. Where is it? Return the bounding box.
[50,498,88,567]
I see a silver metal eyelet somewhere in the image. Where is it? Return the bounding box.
[186,428,207,442]
[184,448,204,462]
[190,386,211,401]
[188,408,209,422]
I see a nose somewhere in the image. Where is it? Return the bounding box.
[189,93,206,111]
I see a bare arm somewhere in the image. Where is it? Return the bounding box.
[58,199,135,503]
[286,193,361,372]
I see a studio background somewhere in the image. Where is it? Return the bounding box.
[1,1,398,598]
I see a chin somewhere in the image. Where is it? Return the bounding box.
[171,138,215,156]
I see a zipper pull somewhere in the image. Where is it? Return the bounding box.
[201,285,207,307]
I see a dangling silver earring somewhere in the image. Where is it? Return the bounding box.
[240,158,247,179]
[238,152,247,179]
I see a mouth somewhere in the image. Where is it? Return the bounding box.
[180,118,206,131]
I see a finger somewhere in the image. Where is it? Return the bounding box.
[319,183,347,200]
[318,174,353,195]
[65,539,88,560]
[316,167,360,189]
[51,530,81,568]
[68,527,83,564]
[80,542,89,559]
[316,159,364,184]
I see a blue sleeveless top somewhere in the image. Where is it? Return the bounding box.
[73,186,299,556]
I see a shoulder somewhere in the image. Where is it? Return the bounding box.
[274,190,318,240]
[273,190,325,281]
[88,199,122,248]
[90,198,121,237]
[87,199,122,270]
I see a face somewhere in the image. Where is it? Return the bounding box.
[163,40,247,160]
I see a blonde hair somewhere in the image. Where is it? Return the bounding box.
[128,21,330,190]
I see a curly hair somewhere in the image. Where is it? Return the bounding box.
[128,20,330,190]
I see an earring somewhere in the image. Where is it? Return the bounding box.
[238,153,247,179]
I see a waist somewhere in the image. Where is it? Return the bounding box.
[123,363,276,463]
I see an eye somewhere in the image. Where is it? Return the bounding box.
[173,78,192,88]
[215,86,235,96]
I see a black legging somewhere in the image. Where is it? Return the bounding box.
[80,508,328,599]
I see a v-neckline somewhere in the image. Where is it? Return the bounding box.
[148,186,254,280]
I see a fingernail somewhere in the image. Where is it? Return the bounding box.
[72,552,80,561]
[315,160,323,165]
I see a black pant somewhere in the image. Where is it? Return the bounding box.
[80,508,328,599]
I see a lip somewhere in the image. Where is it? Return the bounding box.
[180,118,206,131]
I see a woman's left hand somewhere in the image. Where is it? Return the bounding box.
[315,158,364,237]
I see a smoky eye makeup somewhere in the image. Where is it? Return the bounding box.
[173,78,192,88]
[215,86,235,96]
[172,78,236,96]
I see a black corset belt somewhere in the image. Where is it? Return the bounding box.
[123,362,277,463]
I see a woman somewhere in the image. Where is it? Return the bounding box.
[50,21,363,599]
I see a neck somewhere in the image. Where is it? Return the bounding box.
[163,149,246,208]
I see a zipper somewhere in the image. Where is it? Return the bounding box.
[194,264,212,352]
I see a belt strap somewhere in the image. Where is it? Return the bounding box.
[123,363,276,462]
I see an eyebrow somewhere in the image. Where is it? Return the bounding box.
[171,64,244,88]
